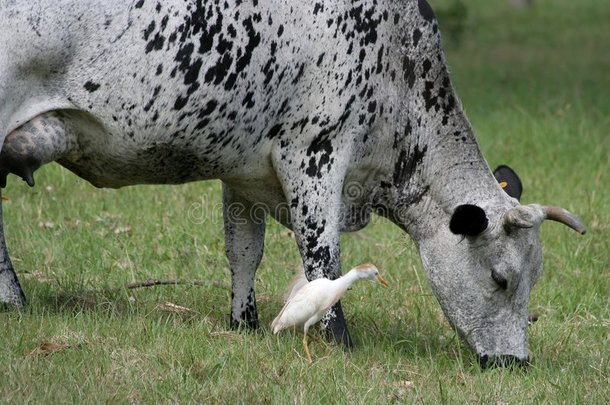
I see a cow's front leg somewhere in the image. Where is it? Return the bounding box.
[276,155,352,348]
[223,183,266,329]
[298,219,352,348]
[0,189,26,308]
[292,194,352,348]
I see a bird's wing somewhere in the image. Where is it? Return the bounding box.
[272,283,318,331]
[271,279,333,333]
[282,268,308,302]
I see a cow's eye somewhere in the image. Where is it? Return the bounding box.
[491,270,508,290]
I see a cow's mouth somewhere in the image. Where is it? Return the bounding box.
[478,354,530,369]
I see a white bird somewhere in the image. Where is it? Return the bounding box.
[282,266,309,303]
[271,263,389,363]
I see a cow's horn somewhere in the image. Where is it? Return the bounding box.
[542,206,587,234]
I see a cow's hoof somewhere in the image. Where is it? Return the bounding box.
[0,284,26,310]
[0,267,26,309]
[0,292,26,310]
[324,325,354,350]
[229,316,259,330]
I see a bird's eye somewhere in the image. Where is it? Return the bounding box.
[491,270,508,290]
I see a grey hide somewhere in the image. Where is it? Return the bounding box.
[0,0,585,367]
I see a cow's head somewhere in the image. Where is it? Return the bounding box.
[413,167,585,367]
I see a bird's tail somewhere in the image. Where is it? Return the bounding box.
[272,267,309,333]
[282,267,308,302]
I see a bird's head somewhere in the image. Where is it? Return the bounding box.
[352,263,389,287]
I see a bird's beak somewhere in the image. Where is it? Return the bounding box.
[377,274,389,287]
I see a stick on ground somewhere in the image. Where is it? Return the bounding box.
[126,279,229,290]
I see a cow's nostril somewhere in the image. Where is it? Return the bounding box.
[479,354,529,369]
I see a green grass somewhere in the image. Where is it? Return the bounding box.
[1,0,609,402]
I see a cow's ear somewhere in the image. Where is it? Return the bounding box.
[493,165,523,200]
[450,204,488,236]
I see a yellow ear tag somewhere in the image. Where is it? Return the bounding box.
[499,181,508,189]
[0,195,8,201]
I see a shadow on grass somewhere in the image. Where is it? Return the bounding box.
[257,296,479,367]
[10,280,486,369]
[343,309,482,368]
[14,279,228,325]
[36,287,129,314]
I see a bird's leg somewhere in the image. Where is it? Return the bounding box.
[303,332,313,363]
[303,330,321,344]
[222,183,266,329]
[0,188,26,308]
[274,146,352,348]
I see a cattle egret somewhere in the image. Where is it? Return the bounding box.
[271,263,388,362]
[282,267,308,303]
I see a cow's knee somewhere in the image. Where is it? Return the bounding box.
[0,111,74,187]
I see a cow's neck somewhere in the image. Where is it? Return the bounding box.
[424,111,497,206]
[389,93,504,237]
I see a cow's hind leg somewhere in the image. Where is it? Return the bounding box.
[222,183,266,329]
[0,189,26,308]
[0,111,75,307]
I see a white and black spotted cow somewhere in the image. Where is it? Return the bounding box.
[0,0,585,367]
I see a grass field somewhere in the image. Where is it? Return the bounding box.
[1,0,608,403]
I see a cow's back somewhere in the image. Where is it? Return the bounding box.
[1,0,426,189]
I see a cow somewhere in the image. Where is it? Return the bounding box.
[0,0,585,367]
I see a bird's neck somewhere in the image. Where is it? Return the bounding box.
[336,270,362,292]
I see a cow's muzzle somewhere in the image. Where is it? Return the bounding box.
[478,354,530,369]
